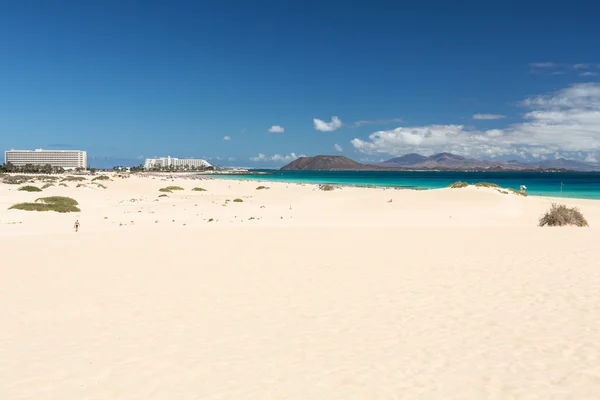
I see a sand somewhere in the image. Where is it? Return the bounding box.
[1,174,600,399]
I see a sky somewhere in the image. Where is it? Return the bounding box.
[1,0,600,168]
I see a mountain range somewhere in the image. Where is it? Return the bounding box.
[281,153,599,172]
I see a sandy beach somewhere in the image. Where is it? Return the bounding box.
[2,174,600,399]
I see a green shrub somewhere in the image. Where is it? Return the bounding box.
[158,194,169,198]
[91,175,110,181]
[256,186,270,190]
[233,198,243,202]
[192,187,206,191]
[96,183,107,189]
[61,176,86,182]
[59,183,68,187]
[18,185,42,192]
[159,188,172,192]
[539,203,588,227]
[9,196,80,213]
[475,182,500,188]
[42,183,55,189]
[208,218,214,222]
[448,181,468,188]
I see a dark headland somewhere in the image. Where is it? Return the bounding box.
[281,153,600,172]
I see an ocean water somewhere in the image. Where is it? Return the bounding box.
[210,170,600,200]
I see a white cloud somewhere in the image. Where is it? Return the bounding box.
[472,114,506,120]
[351,83,600,162]
[580,72,598,77]
[353,118,403,127]
[573,63,590,69]
[223,136,231,141]
[334,143,343,152]
[250,152,305,163]
[530,62,556,68]
[313,116,343,132]
[268,125,285,133]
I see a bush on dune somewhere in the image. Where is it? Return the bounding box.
[91,175,110,181]
[233,198,243,202]
[160,186,184,193]
[539,203,588,227]
[9,196,80,213]
[42,183,55,189]
[61,176,86,182]
[192,187,207,191]
[318,184,336,191]
[256,186,270,190]
[475,182,500,188]
[2,175,31,185]
[448,181,468,188]
[18,185,42,192]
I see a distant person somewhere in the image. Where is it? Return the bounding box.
[74,220,80,232]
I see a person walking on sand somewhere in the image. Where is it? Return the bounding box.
[74,220,80,233]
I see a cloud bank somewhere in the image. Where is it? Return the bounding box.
[351,83,600,161]
[250,152,305,163]
[314,116,342,132]
[334,143,343,152]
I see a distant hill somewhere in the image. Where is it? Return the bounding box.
[281,155,370,170]
[379,153,599,171]
[281,153,599,171]
[379,153,426,166]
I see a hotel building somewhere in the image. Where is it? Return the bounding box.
[4,149,87,170]
[144,156,212,169]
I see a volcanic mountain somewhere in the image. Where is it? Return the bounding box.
[280,155,370,170]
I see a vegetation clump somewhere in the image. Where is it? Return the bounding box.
[42,183,55,189]
[59,183,68,187]
[158,194,169,198]
[18,185,42,192]
[95,183,107,189]
[61,176,86,182]
[159,186,184,193]
[2,175,31,185]
[318,184,336,191]
[448,181,468,188]
[91,175,110,181]
[539,203,588,227]
[256,185,270,190]
[192,187,207,191]
[233,198,243,202]
[508,188,527,197]
[475,182,500,188]
[9,196,80,213]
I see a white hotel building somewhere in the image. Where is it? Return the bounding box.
[5,149,87,170]
[144,156,212,169]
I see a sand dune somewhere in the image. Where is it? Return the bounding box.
[1,174,600,398]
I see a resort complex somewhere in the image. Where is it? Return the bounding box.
[4,149,87,170]
[143,156,212,170]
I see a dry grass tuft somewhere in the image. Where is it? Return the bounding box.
[475,182,500,188]
[61,176,86,182]
[539,203,588,227]
[318,184,336,191]
[448,181,468,188]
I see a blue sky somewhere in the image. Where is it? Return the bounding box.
[1,0,600,168]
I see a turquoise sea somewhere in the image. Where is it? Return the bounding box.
[211,170,600,200]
